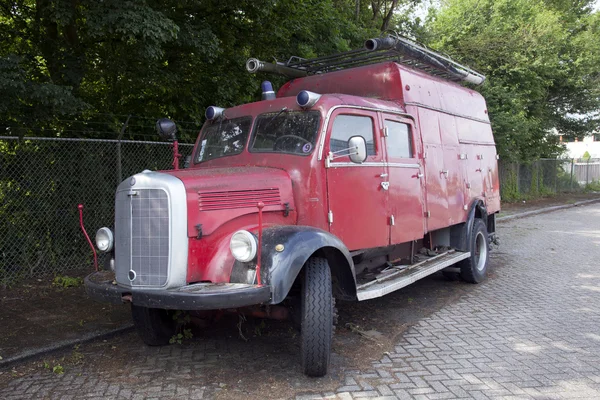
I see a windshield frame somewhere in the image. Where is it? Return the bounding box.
[248,110,322,157]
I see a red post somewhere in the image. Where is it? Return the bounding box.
[256,202,265,285]
[78,204,98,271]
[172,140,181,170]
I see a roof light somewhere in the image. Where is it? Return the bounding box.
[296,90,321,108]
[205,106,225,121]
[261,81,276,100]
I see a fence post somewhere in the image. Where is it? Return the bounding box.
[554,159,557,193]
[570,158,574,190]
[516,163,520,195]
[586,157,590,186]
[536,160,540,194]
[116,115,131,185]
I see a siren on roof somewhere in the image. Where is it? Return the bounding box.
[205,106,225,121]
[296,91,321,108]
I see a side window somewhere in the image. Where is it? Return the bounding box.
[385,120,413,158]
[330,115,376,156]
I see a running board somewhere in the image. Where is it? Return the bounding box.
[356,250,470,301]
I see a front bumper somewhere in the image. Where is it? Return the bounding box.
[85,271,271,310]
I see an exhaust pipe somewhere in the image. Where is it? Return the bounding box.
[246,58,308,79]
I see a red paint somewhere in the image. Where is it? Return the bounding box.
[172,140,181,170]
[155,60,500,284]
[256,202,264,285]
[78,204,97,272]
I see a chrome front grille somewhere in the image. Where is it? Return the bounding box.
[115,188,170,287]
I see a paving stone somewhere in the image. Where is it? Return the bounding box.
[3,205,600,399]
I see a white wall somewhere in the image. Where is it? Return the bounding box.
[564,136,600,159]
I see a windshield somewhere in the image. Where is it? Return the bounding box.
[195,117,252,163]
[250,111,321,155]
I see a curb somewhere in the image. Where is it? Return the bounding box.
[0,323,134,369]
[497,198,600,222]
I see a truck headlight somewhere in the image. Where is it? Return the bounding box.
[95,227,114,252]
[230,230,257,262]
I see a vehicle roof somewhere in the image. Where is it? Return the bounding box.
[277,61,490,123]
[218,92,407,121]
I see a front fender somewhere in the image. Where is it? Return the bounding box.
[259,226,356,304]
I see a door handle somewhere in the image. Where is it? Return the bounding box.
[416,173,424,179]
[379,173,388,178]
[441,170,449,176]
[381,182,390,190]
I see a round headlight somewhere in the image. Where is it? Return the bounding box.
[95,227,114,252]
[230,230,257,262]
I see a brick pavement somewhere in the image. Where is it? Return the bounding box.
[315,204,600,399]
[1,204,600,399]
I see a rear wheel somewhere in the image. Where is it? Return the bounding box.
[131,305,177,346]
[459,218,489,283]
[300,257,334,377]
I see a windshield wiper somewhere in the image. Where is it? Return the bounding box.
[263,107,288,131]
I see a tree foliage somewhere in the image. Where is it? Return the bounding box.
[1,0,599,161]
[425,0,600,161]
[1,0,404,136]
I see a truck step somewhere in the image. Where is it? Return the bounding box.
[356,250,471,301]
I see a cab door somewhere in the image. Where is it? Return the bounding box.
[382,115,425,244]
[325,110,389,250]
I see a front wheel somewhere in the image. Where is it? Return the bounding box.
[300,257,334,377]
[131,305,177,346]
[459,218,490,283]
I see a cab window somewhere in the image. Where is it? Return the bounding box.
[385,120,413,158]
[330,115,375,155]
[195,117,252,163]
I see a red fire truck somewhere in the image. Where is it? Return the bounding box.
[85,35,500,377]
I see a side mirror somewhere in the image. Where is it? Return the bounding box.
[348,135,367,164]
[156,118,178,142]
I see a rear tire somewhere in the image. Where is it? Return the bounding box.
[459,218,489,283]
[131,305,177,346]
[300,257,333,377]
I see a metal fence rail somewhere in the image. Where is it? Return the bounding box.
[0,136,194,286]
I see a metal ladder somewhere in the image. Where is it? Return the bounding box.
[247,33,485,86]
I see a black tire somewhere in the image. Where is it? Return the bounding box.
[131,305,177,346]
[459,218,489,283]
[300,257,333,377]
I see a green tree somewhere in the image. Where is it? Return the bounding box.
[1,0,393,135]
[425,0,600,162]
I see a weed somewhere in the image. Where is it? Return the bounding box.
[168,310,194,344]
[585,180,600,192]
[52,275,83,288]
[407,297,414,303]
[78,319,84,327]
[169,328,193,344]
[52,365,64,374]
[254,320,267,337]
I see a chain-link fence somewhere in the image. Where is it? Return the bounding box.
[0,136,194,286]
[3,136,600,287]
[499,158,600,202]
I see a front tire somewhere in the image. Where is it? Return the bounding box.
[131,305,177,346]
[300,257,333,377]
[459,218,489,283]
